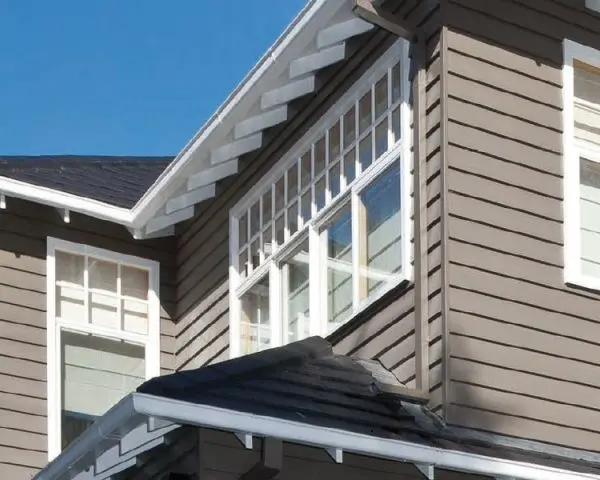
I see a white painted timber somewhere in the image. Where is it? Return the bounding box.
[416,464,435,479]
[166,184,216,215]
[187,159,239,191]
[59,208,70,224]
[0,193,5,209]
[211,133,263,165]
[261,76,316,110]
[145,206,195,235]
[587,0,600,12]
[316,17,373,49]
[326,447,343,464]
[289,43,346,79]
[234,106,289,140]
[235,432,253,450]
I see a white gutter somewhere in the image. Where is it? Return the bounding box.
[0,176,134,226]
[35,393,600,480]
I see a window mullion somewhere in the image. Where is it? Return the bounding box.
[308,225,321,336]
[351,190,361,311]
[269,261,282,348]
[83,255,89,324]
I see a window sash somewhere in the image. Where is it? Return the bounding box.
[46,238,160,461]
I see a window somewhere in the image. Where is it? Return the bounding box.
[230,39,411,356]
[46,238,160,460]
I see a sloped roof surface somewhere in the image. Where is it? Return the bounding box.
[138,337,600,476]
[0,155,172,208]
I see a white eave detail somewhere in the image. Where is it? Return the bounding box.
[0,0,377,238]
[35,393,600,480]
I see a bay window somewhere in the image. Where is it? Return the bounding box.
[46,238,160,460]
[230,39,411,356]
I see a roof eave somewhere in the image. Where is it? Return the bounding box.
[35,392,600,480]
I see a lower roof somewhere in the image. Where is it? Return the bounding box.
[35,337,600,480]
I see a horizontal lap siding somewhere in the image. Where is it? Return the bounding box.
[175,20,419,372]
[445,0,600,451]
[0,199,176,476]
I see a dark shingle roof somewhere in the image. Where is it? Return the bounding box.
[0,155,173,208]
[137,337,600,476]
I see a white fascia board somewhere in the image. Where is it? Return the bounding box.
[0,176,133,226]
[129,0,348,228]
[36,392,600,480]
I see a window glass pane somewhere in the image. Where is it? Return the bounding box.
[122,299,148,334]
[250,238,261,270]
[323,203,353,333]
[359,132,373,172]
[61,331,144,450]
[250,201,260,238]
[359,91,372,134]
[358,162,402,298]
[121,266,148,300]
[275,177,285,213]
[343,105,356,148]
[287,162,299,203]
[392,106,401,143]
[375,118,389,159]
[301,190,311,225]
[315,136,326,177]
[281,239,310,344]
[56,251,84,286]
[240,276,270,354]
[275,214,285,247]
[56,285,85,323]
[329,121,341,161]
[392,62,401,103]
[288,201,298,237]
[89,259,117,294]
[300,152,311,190]
[262,189,272,225]
[239,212,248,247]
[262,226,273,259]
[580,157,600,277]
[574,63,600,149]
[315,176,326,211]
[329,161,341,199]
[375,73,388,119]
[89,292,118,329]
[238,248,248,278]
[344,148,356,185]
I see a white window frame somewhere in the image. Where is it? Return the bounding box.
[563,39,600,291]
[229,38,412,358]
[46,237,161,460]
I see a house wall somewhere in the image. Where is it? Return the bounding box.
[129,427,489,480]
[174,0,443,401]
[0,198,177,478]
[442,0,600,452]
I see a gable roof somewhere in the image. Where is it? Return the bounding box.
[36,337,600,480]
[0,0,384,238]
[0,155,172,208]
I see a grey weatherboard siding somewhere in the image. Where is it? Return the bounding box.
[174,0,443,405]
[0,198,177,478]
[442,0,600,452]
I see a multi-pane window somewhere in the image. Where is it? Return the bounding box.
[230,39,411,356]
[47,238,160,460]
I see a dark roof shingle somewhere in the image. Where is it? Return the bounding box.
[0,155,173,208]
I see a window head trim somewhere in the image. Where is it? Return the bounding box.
[46,237,161,460]
[563,39,600,291]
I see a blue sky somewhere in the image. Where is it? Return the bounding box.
[0,1,306,155]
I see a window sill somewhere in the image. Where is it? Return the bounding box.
[327,277,412,345]
[565,272,600,295]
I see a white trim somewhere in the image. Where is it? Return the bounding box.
[36,392,600,480]
[586,0,600,13]
[229,39,411,357]
[46,237,161,461]
[562,39,600,291]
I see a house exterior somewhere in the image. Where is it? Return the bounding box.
[3,0,600,478]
